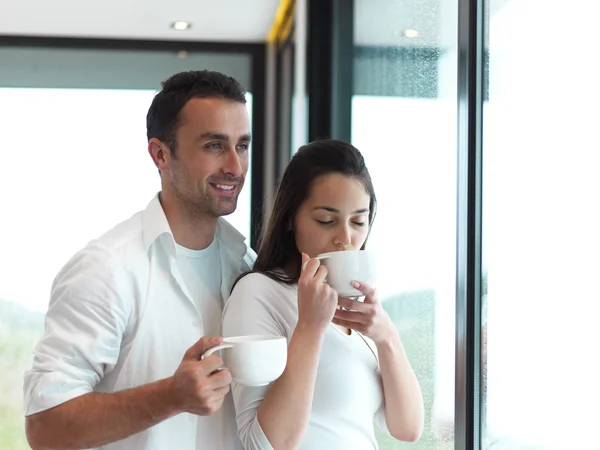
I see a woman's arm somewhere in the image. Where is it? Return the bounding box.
[333,281,424,442]
[375,331,424,441]
[223,255,339,450]
[254,323,327,450]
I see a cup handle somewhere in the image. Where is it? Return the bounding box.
[301,254,331,272]
[201,343,234,360]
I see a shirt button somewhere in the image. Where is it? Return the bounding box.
[192,319,200,327]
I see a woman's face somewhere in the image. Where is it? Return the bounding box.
[294,173,371,258]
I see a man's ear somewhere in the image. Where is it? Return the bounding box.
[148,138,171,173]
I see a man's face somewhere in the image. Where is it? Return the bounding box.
[157,97,251,219]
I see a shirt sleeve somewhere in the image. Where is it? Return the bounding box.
[222,273,290,450]
[23,243,131,416]
[374,404,393,437]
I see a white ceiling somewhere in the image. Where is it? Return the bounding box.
[0,0,281,42]
[0,0,512,47]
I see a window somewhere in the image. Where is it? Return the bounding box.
[352,0,458,448]
[0,87,252,449]
[482,0,600,448]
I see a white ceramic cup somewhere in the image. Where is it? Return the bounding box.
[201,335,287,386]
[305,250,379,297]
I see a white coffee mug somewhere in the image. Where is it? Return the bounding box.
[202,335,287,386]
[306,250,378,297]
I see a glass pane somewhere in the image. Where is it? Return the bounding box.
[483,0,600,448]
[353,0,458,448]
[0,87,253,448]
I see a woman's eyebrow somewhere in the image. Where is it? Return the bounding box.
[312,206,369,214]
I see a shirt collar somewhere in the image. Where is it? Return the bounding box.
[142,193,173,251]
[142,193,248,257]
[215,214,248,258]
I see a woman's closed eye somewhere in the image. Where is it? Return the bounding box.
[315,219,366,227]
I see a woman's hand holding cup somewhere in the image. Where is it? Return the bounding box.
[297,253,339,334]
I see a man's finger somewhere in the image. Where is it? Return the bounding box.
[198,354,225,375]
[212,384,232,397]
[186,336,223,360]
[208,368,233,389]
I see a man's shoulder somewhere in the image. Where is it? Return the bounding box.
[61,209,147,278]
[90,209,145,256]
[50,209,146,300]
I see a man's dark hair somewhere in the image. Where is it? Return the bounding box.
[146,70,247,154]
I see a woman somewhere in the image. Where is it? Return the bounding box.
[222,139,423,449]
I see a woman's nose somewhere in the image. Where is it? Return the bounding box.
[333,226,352,249]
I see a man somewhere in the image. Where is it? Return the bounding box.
[23,70,255,449]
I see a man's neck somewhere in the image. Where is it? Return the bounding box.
[158,192,218,250]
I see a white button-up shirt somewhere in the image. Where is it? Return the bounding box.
[23,194,256,450]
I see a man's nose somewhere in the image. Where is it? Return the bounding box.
[222,149,243,178]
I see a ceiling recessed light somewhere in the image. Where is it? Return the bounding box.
[403,29,420,38]
[171,21,191,31]
[177,50,189,59]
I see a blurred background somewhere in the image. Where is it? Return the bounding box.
[1,0,599,449]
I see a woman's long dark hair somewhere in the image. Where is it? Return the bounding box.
[240,139,377,287]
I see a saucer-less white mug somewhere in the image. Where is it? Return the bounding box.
[307,250,378,297]
[202,335,287,386]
